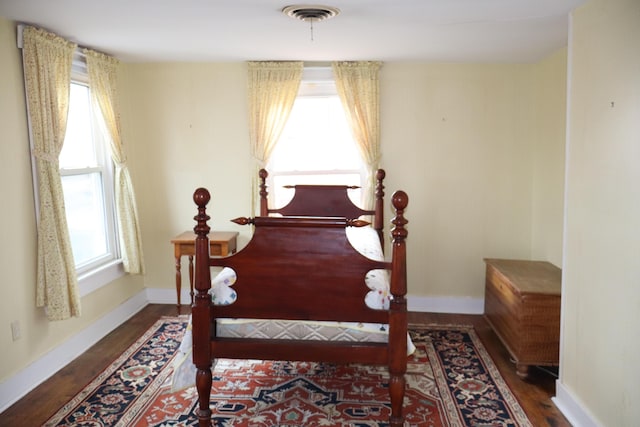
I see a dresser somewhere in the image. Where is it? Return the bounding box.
[483,258,561,379]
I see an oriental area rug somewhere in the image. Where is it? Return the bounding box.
[44,317,532,427]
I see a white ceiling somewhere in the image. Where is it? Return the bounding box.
[0,0,585,63]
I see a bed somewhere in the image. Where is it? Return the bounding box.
[189,170,409,427]
[258,168,387,247]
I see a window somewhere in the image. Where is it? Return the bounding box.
[27,54,124,295]
[59,78,119,277]
[266,67,365,207]
[20,26,127,308]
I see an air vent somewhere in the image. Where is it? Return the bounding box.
[282,5,340,22]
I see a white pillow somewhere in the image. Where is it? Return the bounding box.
[210,267,237,305]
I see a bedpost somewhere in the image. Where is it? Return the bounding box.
[374,169,385,249]
[388,190,408,427]
[192,188,213,427]
[259,168,269,217]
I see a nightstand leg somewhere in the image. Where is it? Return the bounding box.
[174,256,182,308]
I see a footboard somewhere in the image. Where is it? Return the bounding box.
[191,187,408,427]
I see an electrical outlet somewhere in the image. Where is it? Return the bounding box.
[11,321,21,341]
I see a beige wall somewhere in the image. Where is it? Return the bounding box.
[121,59,567,305]
[561,0,640,425]
[531,49,567,266]
[119,62,253,294]
[380,61,567,300]
[0,18,144,383]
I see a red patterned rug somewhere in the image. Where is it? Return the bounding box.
[44,316,532,426]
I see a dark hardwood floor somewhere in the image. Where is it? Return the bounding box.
[0,304,569,426]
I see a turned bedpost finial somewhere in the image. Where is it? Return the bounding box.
[391,190,408,242]
[347,218,371,228]
[375,169,385,199]
[373,169,386,248]
[259,169,269,216]
[231,216,255,226]
[193,187,211,237]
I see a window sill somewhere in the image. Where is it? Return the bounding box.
[78,260,125,297]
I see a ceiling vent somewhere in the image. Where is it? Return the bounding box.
[282,5,340,22]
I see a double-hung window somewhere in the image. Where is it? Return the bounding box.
[20,25,128,314]
[266,66,365,207]
[29,54,123,294]
[60,73,120,278]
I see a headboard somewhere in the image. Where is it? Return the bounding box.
[258,168,386,245]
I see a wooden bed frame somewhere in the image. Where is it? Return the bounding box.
[259,168,387,247]
[190,174,409,427]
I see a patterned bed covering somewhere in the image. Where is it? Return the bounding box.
[171,226,414,391]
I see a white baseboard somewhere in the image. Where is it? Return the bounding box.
[0,289,482,413]
[146,287,191,306]
[408,295,484,314]
[148,289,485,314]
[0,290,149,413]
[552,380,602,427]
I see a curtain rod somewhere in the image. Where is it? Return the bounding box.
[16,23,105,59]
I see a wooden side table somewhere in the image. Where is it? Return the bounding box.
[171,231,238,307]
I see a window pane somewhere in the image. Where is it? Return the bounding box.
[60,83,96,169]
[270,96,363,172]
[61,173,108,266]
[267,75,367,209]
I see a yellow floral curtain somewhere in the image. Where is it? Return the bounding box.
[84,50,145,274]
[22,26,80,320]
[247,61,303,214]
[332,61,382,209]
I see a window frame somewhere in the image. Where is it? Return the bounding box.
[266,65,366,208]
[63,72,120,270]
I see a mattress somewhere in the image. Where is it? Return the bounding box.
[217,318,389,342]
